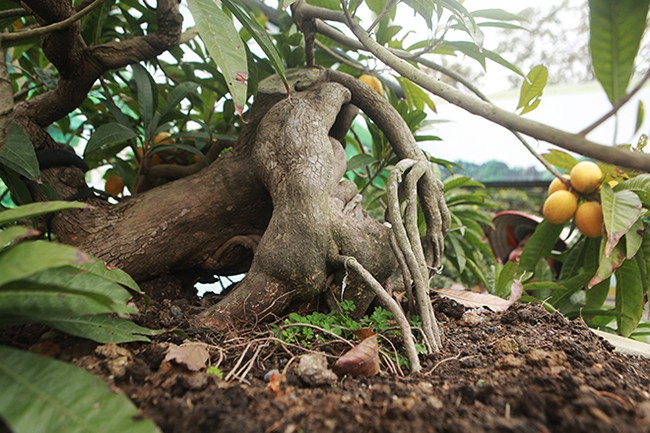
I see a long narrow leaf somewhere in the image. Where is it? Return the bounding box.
[131,63,157,130]
[187,0,249,116]
[84,123,138,157]
[517,65,548,114]
[0,346,161,433]
[159,82,200,123]
[615,258,643,337]
[0,201,89,225]
[601,186,643,256]
[518,220,565,272]
[40,315,160,344]
[588,0,650,105]
[0,241,90,286]
[0,122,39,180]
[222,0,288,93]
[0,226,39,251]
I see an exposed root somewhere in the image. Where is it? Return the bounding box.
[330,255,422,373]
[386,159,442,353]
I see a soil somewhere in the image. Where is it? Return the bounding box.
[3,276,650,433]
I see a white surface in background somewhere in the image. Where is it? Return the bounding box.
[422,81,650,169]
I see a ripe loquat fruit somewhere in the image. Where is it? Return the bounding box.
[359,74,384,96]
[575,201,604,238]
[105,174,125,196]
[153,131,174,146]
[547,174,571,195]
[569,161,603,194]
[543,190,578,224]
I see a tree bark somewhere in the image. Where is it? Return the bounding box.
[36,69,446,326]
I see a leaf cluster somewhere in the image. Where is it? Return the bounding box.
[0,202,161,433]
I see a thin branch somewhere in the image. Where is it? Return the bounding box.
[367,0,398,34]
[579,69,650,136]
[0,0,104,42]
[0,45,13,154]
[339,10,650,172]
[0,8,28,19]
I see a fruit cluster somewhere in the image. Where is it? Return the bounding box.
[542,161,605,238]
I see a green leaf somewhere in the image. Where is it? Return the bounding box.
[0,121,39,180]
[493,260,517,299]
[634,100,645,134]
[448,234,466,273]
[471,8,527,22]
[23,267,135,314]
[159,82,200,123]
[0,282,124,321]
[131,63,157,130]
[601,186,643,256]
[615,258,643,337]
[187,0,249,116]
[618,173,650,205]
[625,217,644,259]
[519,220,565,272]
[0,240,91,286]
[0,226,40,251]
[444,174,484,190]
[586,277,611,311]
[0,166,32,205]
[222,0,288,93]
[589,238,625,287]
[84,123,138,158]
[588,0,650,105]
[439,41,524,77]
[346,153,375,172]
[402,0,435,28]
[76,259,142,294]
[0,201,89,225]
[0,346,161,433]
[40,315,160,344]
[542,150,579,172]
[517,65,548,114]
[396,77,436,112]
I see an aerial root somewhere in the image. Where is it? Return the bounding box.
[386,159,442,353]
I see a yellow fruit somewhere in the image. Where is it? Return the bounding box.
[543,190,578,224]
[359,74,384,96]
[575,201,604,238]
[105,175,125,196]
[153,131,174,146]
[570,161,603,194]
[547,175,571,196]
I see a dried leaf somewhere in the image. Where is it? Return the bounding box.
[352,327,376,340]
[163,341,209,372]
[266,371,286,397]
[332,335,380,377]
[434,281,523,313]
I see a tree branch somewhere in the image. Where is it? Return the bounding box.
[1,0,103,42]
[579,69,650,136]
[0,8,29,19]
[338,10,650,172]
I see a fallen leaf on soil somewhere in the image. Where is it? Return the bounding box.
[163,341,210,372]
[265,370,286,396]
[332,335,379,377]
[352,327,376,340]
[434,280,523,312]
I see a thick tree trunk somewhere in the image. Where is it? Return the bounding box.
[33,69,447,326]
